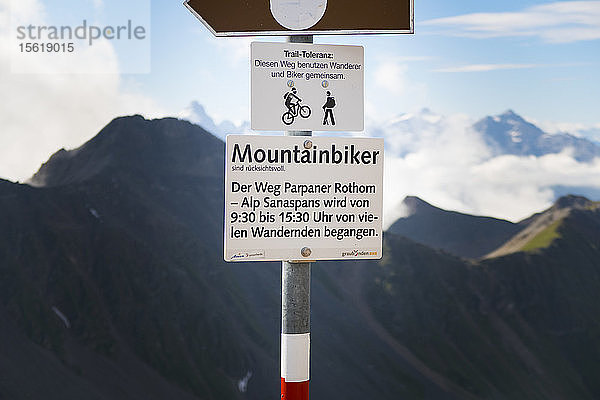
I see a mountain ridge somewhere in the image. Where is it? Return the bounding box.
[1,115,599,399]
[388,196,523,259]
[473,110,600,162]
[1,116,463,399]
[179,101,250,140]
[486,194,600,258]
[390,193,600,261]
[368,107,600,161]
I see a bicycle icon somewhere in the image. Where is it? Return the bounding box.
[282,87,311,125]
[282,101,311,125]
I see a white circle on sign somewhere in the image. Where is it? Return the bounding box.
[270,0,327,30]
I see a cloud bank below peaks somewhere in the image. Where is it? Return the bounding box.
[369,109,600,228]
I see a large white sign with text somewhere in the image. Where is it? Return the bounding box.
[225,135,383,262]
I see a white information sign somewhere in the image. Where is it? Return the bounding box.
[225,135,383,262]
[251,42,364,132]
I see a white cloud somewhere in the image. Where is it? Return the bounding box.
[581,126,600,143]
[368,57,429,121]
[6,0,45,23]
[379,110,600,228]
[422,1,600,43]
[533,119,600,142]
[373,56,432,93]
[207,35,254,64]
[0,0,164,182]
[434,63,538,73]
[374,62,408,94]
[386,56,434,63]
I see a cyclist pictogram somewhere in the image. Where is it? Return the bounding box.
[282,87,312,125]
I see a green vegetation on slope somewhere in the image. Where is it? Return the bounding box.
[586,201,600,211]
[368,222,600,400]
[521,219,562,252]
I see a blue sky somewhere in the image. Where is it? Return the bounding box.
[1,0,599,222]
[130,0,600,125]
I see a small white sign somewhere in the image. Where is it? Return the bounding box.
[225,135,383,262]
[251,42,364,132]
[270,0,327,30]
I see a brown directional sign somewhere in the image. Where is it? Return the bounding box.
[184,0,413,36]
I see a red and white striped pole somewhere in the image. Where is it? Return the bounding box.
[281,262,311,400]
[282,34,312,400]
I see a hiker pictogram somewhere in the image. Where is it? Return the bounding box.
[322,90,336,125]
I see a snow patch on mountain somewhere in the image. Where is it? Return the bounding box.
[237,371,252,393]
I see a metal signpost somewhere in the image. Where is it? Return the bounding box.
[185,1,412,399]
[283,37,312,397]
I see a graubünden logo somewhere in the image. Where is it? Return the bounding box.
[341,250,377,258]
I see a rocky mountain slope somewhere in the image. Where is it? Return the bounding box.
[387,196,523,259]
[1,116,460,399]
[369,204,600,399]
[1,115,599,399]
[485,195,600,258]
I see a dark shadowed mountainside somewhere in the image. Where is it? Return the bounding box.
[387,196,522,259]
[1,115,599,399]
[485,194,599,258]
[368,203,600,399]
[0,116,460,400]
[1,117,267,399]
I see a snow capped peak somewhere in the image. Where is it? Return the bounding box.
[386,108,444,128]
[179,101,219,134]
[179,101,250,140]
[473,110,600,161]
[189,101,207,115]
[500,109,518,118]
[499,109,527,125]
